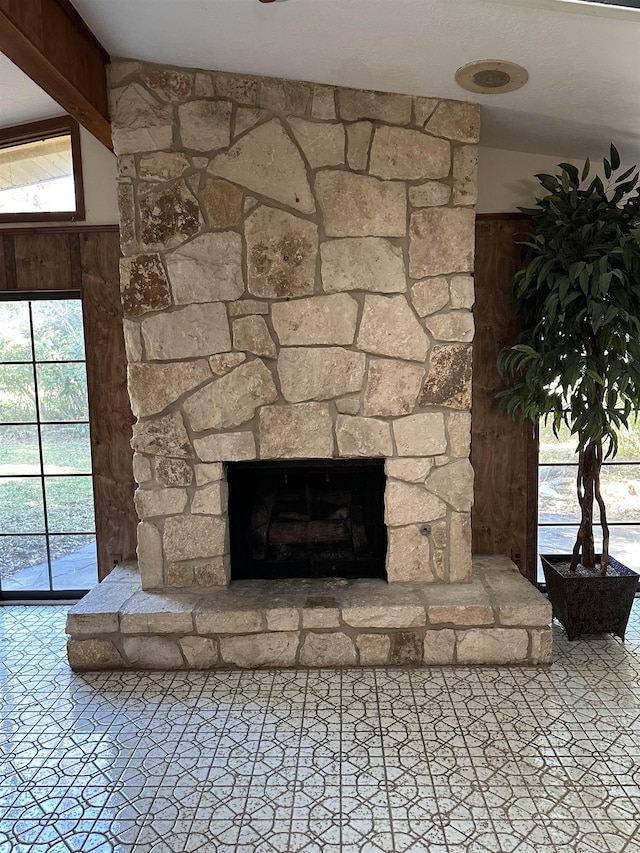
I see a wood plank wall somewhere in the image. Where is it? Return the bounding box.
[1,227,136,581]
[472,215,538,582]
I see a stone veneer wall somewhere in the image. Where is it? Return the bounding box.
[110,60,479,591]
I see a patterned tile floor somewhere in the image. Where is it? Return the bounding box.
[2,605,640,853]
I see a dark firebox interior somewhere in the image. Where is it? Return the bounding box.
[227,459,387,581]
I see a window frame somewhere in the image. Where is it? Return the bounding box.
[0,115,85,224]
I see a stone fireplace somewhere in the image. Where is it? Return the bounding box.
[65,60,552,669]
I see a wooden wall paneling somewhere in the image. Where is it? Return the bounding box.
[472,216,538,582]
[2,235,17,291]
[0,237,6,289]
[79,230,137,580]
[13,232,72,291]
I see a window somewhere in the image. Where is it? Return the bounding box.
[538,419,640,582]
[0,295,97,596]
[0,116,85,222]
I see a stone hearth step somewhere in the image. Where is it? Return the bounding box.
[66,555,551,669]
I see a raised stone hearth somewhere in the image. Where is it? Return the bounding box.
[66,556,552,669]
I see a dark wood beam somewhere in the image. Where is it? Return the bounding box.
[0,0,112,149]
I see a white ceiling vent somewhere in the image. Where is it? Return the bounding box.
[455,60,529,94]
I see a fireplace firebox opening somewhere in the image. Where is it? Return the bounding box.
[228,460,387,581]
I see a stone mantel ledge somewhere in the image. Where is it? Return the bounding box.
[66,556,552,668]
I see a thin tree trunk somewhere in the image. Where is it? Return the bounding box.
[593,439,609,575]
[571,444,597,571]
[571,451,585,571]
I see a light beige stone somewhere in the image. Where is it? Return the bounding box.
[192,482,228,516]
[194,432,256,462]
[132,453,153,485]
[266,607,300,631]
[335,416,393,457]
[139,152,189,182]
[423,629,456,665]
[229,300,269,317]
[137,521,163,589]
[117,182,136,251]
[123,636,184,668]
[410,278,450,317]
[302,607,340,629]
[66,582,135,636]
[385,458,434,483]
[120,254,171,318]
[288,118,345,168]
[286,81,312,115]
[259,403,333,458]
[300,632,357,666]
[356,634,391,665]
[409,181,451,208]
[220,632,299,667]
[337,88,412,124]
[194,463,225,485]
[142,68,193,101]
[278,347,365,403]
[456,628,528,665]
[156,458,193,487]
[346,121,372,171]
[139,182,202,250]
[260,79,285,111]
[412,97,439,127]
[201,179,243,228]
[530,629,553,664]
[166,232,244,304]
[193,558,229,586]
[234,107,267,137]
[163,515,227,562]
[196,609,262,634]
[67,639,125,670]
[424,459,474,511]
[357,295,429,362]
[447,413,471,457]
[342,602,426,629]
[216,73,258,104]
[178,100,232,151]
[421,345,472,410]
[448,512,473,582]
[209,119,315,214]
[110,84,173,154]
[123,320,143,362]
[363,359,424,417]
[134,487,188,519]
[450,275,475,310]
[410,208,476,278]
[385,481,447,527]
[233,316,276,358]
[179,636,218,668]
[386,524,434,583]
[315,171,406,238]
[132,412,193,459]
[389,632,423,665]
[209,352,246,375]
[194,72,214,97]
[424,312,474,343]
[127,360,211,417]
[272,294,358,345]
[141,303,231,360]
[120,590,195,634]
[167,564,194,587]
[335,398,360,415]
[311,85,336,119]
[393,413,447,457]
[426,581,492,626]
[109,60,141,87]
[453,145,478,205]
[426,101,480,143]
[245,205,318,299]
[370,126,450,180]
[184,359,277,431]
[320,238,406,294]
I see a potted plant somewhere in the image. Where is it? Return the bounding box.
[497,144,640,640]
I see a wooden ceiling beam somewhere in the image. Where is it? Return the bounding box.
[0,0,112,149]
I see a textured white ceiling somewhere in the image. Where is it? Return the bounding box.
[0,53,63,128]
[2,0,639,161]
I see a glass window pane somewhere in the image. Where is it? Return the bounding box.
[600,465,640,523]
[539,465,580,524]
[0,425,40,475]
[44,475,94,533]
[0,364,36,422]
[538,525,640,582]
[36,363,88,422]
[539,419,579,464]
[0,534,50,592]
[49,534,97,590]
[32,299,85,362]
[0,301,32,361]
[0,476,45,534]
[0,134,75,215]
[41,424,92,475]
[612,415,640,463]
